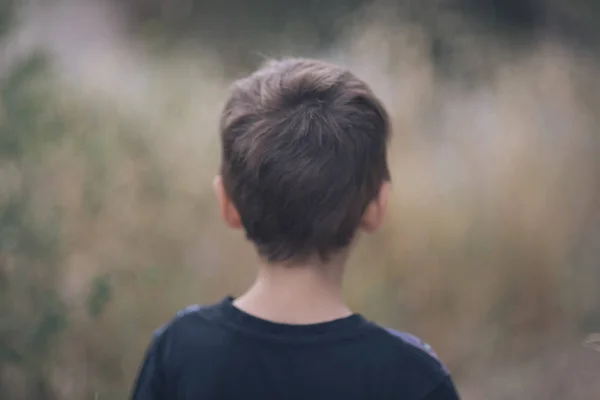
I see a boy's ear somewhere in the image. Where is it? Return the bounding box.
[213,175,243,230]
[359,182,390,233]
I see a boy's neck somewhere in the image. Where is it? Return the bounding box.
[233,257,352,325]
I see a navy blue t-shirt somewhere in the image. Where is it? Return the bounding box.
[131,297,460,399]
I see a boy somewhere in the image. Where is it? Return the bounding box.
[131,58,460,399]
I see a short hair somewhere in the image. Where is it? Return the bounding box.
[219,58,391,263]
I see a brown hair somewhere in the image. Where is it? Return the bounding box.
[219,58,391,263]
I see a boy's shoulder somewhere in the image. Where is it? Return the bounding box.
[152,303,220,341]
[384,328,449,373]
[158,302,448,372]
[136,302,457,399]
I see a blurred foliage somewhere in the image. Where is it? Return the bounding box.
[1,55,65,159]
[0,32,68,396]
[87,274,112,319]
[117,0,600,70]
[0,0,13,38]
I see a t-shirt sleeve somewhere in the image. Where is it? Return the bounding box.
[422,377,461,400]
[130,332,167,400]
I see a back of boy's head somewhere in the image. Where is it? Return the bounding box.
[219,58,391,264]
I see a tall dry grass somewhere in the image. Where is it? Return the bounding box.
[1,1,599,398]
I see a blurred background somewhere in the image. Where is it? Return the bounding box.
[1,0,600,398]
